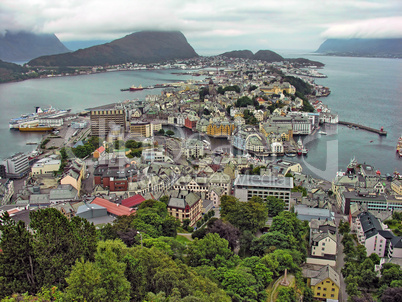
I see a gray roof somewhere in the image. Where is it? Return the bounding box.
[234,174,293,188]
[49,185,78,200]
[358,212,383,239]
[168,197,186,209]
[295,205,333,222]
[29,194,50,204]
[310,265,340,288]
[391,236,402,249]
[76,203,106,215]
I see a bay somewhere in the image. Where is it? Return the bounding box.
[0,56,401,180]
[0,69,199,159]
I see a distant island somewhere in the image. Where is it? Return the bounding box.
[316,38,402,58]
[0,31,70,62]
[28,31,199,67]
[221,49,324,67]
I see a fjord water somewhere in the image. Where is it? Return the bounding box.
[0,56,401,179]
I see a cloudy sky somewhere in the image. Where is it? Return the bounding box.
[1,0,401,54]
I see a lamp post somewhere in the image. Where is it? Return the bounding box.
[137,231,143,248]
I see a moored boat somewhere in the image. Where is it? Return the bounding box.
[129,85,143,91]
[9,106,69,129]
[19,124,54,132]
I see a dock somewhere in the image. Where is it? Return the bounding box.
[338,121,387,136]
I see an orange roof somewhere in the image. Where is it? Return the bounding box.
[95,146,105,154]
[91,197,135,216]
[7,208,20,215]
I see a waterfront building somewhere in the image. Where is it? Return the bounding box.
[183,139,204,159]
[2,153,30,178]
[184,115,199,130]
[391,179,402,195]
[233,174,293,210]
[207,121,235,136]
[90,107,126,137]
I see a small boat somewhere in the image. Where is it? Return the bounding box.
[318,131,327,135]
[286,153,296,157]
[370,140,374,143]
[129,85,143,91]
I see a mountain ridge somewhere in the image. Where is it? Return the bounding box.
[316,38,402,58]
[0,31,70,62]
[29,31,199,66]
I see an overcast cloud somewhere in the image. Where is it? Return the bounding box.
[1,0,401,54]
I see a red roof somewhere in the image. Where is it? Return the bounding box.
[121,194,146,208]
[91,197,135,216]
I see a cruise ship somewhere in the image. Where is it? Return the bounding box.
[9,106,70,129]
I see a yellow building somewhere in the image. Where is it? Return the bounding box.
[130,121,152,137]
[260,82,295,95]
[207,122,235,136]
[308,265,340,301]
[31,156,61,175]
[391,179,402,195]
[60,159,86,196]
[167,192,202,227]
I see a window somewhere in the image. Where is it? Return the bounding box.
[322,248,325,251]
[322,243,326,246]
[323,294,326,297]
[323,288,327,291]
[317,293,320,296]
[332,288,335,291]
[318,287,321,290]
[331,294,335,298]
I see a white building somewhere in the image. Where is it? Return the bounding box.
[234,174,294,210]
[311,231,337,257]
[2,153,30,178]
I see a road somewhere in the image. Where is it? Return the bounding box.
[333,203,348,302]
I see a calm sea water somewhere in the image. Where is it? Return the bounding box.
[0,57,401,179]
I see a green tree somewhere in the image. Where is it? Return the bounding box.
[29,208,97,289]
[166,130,175,137]
[186,233,233,267]
[114,139,125,150]
[266,196,285,217]
[277,287,296,302]
[158,128,165,135]
[339,220,351,235]
[0,212,37,297]
[65,240,130,302]
[303,287,314,302]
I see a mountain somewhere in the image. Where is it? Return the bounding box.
[253,50,284,62]
[0,31,70,63]
[220,49,284,62]
[220,50,254,59]
[316,38,402,58]
[29,31,199,67]
[0,59,30,83]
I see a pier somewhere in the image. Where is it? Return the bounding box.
[338,121,387,136]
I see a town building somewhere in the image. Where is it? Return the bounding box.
[130,121,152,138]
[234,174,293,210]
[2,153,30,178]
[90,107,126,137]
[31,156,61,175]
[91,197,135,216]
[167,191,202,226]
[183,139,204,159]
[306,265,340,301]
[0,179,14,205]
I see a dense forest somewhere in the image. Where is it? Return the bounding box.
[0,196,311,301]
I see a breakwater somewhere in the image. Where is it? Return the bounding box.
[338,121,387,136]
